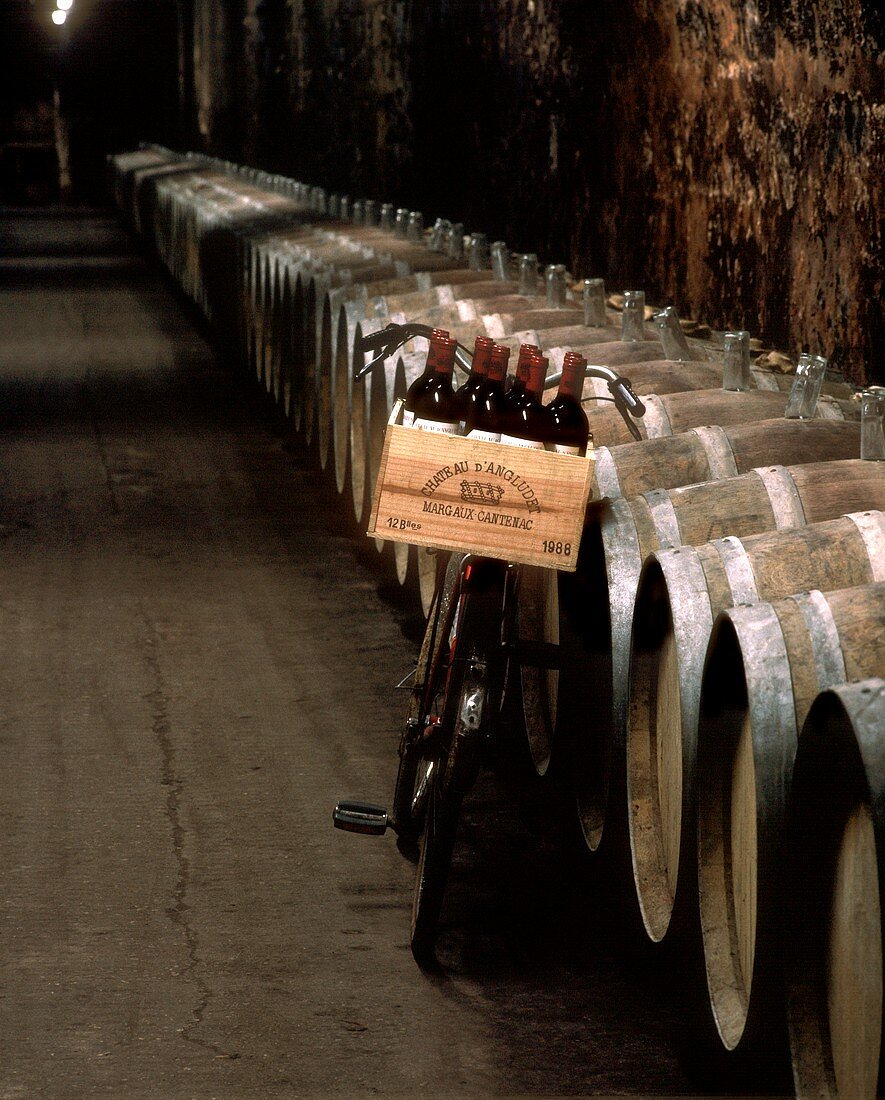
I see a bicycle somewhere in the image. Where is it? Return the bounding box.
[333,321,644,965]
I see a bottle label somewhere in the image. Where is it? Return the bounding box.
[402,409,415,428]
[553,443,582,455]
[499,434,545,450]
[414,418,461,435]
[466,428,501,443]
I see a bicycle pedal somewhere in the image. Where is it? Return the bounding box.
[332,800,390,836]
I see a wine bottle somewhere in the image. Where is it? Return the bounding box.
[500,354,549,449]
[403,330,461,434]
[401,328,450,428]
[546,351,591,455]
[502,342,541,404]
[465,343,510,442]
[456,335,495,430]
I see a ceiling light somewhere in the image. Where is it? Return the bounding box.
[51,8,67,23]
[57,0,74,9]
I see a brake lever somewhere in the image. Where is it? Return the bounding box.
[605,376,645,442]
[353,322,473,381]
[608,375,646,417]
[353,322,419,381]
[615,398,643,441]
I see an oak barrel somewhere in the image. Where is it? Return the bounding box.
[592,418,862,501]
[695,583,885,1058]
[786,678,885,1100]
[585,388,856,448]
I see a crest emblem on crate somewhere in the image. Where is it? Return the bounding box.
[459,480,505,506]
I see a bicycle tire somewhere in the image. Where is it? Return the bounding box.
[410,650,486,965]
[392,554,461,844]
[391,579,443,845]
[410,760,464,967]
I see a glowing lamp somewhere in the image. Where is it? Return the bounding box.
[51,8,67,23]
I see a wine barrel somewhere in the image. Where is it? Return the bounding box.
[567,460,885,852]
[520,333,665,366]
[585,388,856,448]
[627,509,885,947]
[260,239,382,423]
[248,226,389,413]
[300,260,407,440]
[786,678,885,1100]
[267,262,287,403]
[592,418,862,501]
[575,361,808,407]
[580,359,723,401]
[695,582,885,1060]
[516,565,561,774]
[274,267,298,417]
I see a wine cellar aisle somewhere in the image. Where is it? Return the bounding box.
[0,209,696,1097]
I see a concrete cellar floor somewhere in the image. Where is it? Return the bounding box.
[0,209,698,1098]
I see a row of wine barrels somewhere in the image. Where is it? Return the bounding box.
[787,677,885,1099]
[111,150,882,1090]
[521,425,866,793]
[696,582,885,1063]
[109,147,170,214]
[627,509,885,948]
[560,458,884,852]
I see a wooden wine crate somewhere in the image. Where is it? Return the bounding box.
[367,401,596,571]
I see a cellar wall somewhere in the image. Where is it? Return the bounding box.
[185,0,883,384]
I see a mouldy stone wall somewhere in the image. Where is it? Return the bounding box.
[185,0,883,385]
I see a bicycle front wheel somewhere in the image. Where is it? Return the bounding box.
[410,665,486,966]
[410,759,464,967]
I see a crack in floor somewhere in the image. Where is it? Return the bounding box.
[138,602,225,1058]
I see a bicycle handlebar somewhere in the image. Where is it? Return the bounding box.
[354,321,646,440]
[354,322,473,381]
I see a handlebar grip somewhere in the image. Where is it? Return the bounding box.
[611,377,645,417]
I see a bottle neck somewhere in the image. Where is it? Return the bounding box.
[525,359,547,399]
[470,339,494,377]
[426,336,456,377]
[509,363,529,393]
[558,356,586,399]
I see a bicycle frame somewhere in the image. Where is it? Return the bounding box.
[404,553,518,768]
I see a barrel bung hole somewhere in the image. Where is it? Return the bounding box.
[697,618,756,1051]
